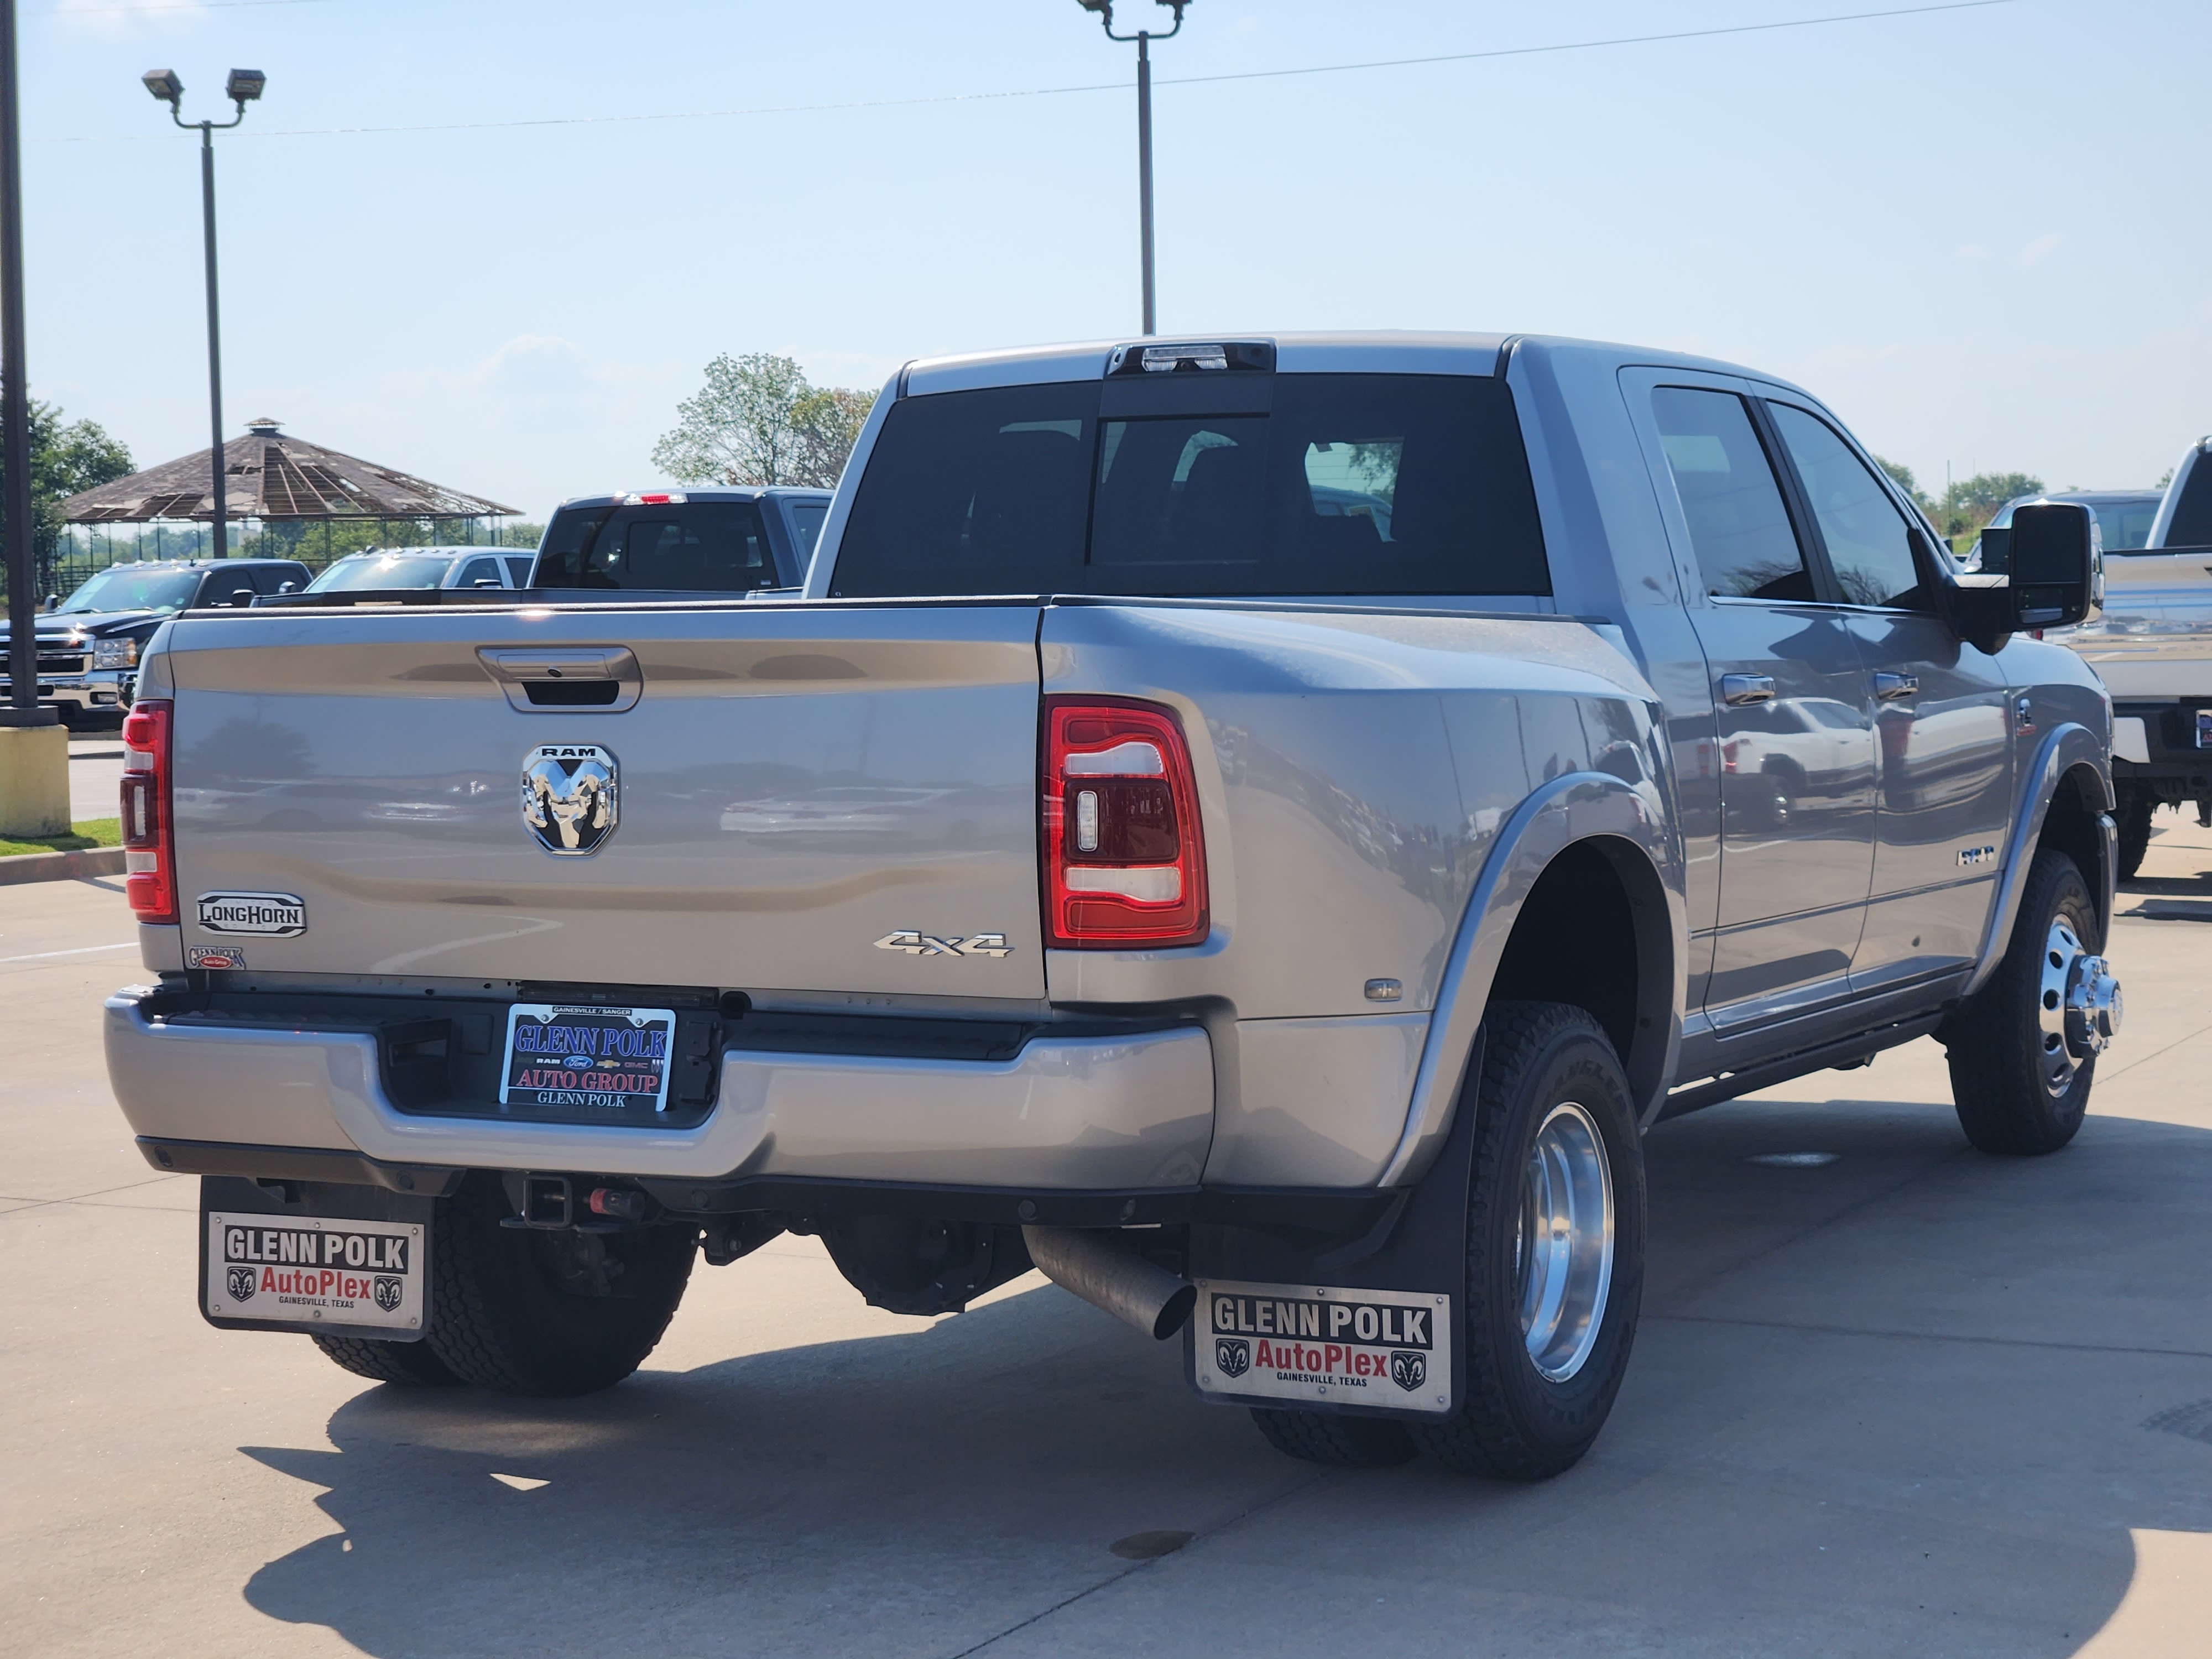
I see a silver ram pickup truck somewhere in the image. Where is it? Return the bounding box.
[104,332,2122,1481]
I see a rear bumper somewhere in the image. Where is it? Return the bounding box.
[103,985,1213,1190]
[2112,701,2212,793]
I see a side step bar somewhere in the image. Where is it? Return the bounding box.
[1656,1015,1946,1125]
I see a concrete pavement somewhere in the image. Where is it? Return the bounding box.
[4,822,2212,1657]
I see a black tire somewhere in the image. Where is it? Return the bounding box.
[425,1175,696,1396]
[1411,1002,1646,1481]
[1248,1407,1418,1468]
[2116,786,2153,881]
[311,1332,462,1387]
[1944,848,2100,1155]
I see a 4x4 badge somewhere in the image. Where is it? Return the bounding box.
[873,931,1013,958]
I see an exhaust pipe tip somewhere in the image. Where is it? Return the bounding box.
[1022,1225,1196,1341]
[1147,1280,1199,1342]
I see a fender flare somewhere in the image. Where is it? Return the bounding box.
[1963,721,2113,999]
[1376,769,1687,1187]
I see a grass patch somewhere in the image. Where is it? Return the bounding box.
[0,816,121,858]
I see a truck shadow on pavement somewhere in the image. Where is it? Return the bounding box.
[239,1095,2212,1658]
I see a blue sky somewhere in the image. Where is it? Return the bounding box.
[22,0,2209,520]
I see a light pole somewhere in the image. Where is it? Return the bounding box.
[1076,0,1187,337]
[142,66,264,560]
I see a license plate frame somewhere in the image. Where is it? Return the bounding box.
[499,1003,679,1115]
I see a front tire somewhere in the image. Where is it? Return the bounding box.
[425,1176,696,1396]
[1944,848,2106,1155]
[1412,1002,1646,1481]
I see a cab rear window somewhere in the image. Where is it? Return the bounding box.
[830,373,1549,598]
[535,502,778,592]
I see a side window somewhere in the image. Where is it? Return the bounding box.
[1649,387,1813,602]
[458,557,504,588]
[787,502,829,559]
[1767,404,1926,610]
[502,556,534,586]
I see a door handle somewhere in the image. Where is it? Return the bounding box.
[1874,672,1918,700]
[1720,674,1775,706]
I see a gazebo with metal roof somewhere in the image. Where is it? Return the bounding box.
[58,418,520,578]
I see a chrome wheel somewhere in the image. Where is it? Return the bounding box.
[2035,917,2124,1098]
[1514,1101,1614,1383]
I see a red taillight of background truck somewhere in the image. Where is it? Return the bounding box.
[1041,697,1208,949]
[120,699,175,924]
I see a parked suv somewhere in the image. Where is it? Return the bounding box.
[105,333,2118,1483]
[0,557,308,721]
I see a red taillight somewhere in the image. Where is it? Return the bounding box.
[121,700,175,925]
[1041,697,1208,949]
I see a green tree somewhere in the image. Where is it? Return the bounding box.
[1872,454,1937,517]
[0,399,133,599]
[1916,469,2044,547]
[651,353,877,489]
[791,385,875,489]
[1944,471,2043,518]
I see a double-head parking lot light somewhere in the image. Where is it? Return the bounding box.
[142,66,267,560]
[1076,1,1188,336]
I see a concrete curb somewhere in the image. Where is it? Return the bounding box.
[0,846,127,887]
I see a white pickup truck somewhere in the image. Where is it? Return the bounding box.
[2033,441,2212,873]
[102,332,2120,1481]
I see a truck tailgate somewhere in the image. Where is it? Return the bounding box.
[2060,548,2212,698]
[159,601,1046,997]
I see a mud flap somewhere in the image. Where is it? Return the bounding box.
[1184,1031,1482,1422]
[199,1175,437,1342]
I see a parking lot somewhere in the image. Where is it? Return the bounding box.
[3,826,2209,1658]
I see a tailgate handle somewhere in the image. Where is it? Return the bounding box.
[477,646,642,713]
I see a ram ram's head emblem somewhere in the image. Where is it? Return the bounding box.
[523,744,618,855]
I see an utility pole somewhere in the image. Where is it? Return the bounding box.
[143,67,264,558]
[1076,1,1189,337]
